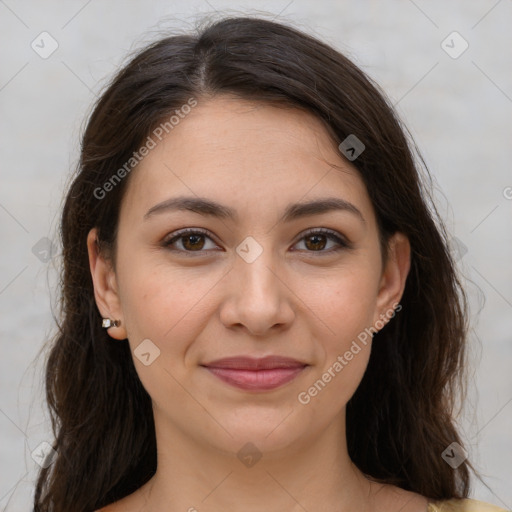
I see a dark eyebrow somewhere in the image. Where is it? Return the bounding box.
[144,196,365,223]
[144,196,238,220]
[281,197,364,223]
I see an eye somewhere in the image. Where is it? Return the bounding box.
[162,227,350,256]
[292,228,350,254]
[162,228,219,255]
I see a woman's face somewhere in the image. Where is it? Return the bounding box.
[88,96,410,456]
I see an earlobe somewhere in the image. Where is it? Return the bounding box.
[86,228,127,340]
[374,232,411,326]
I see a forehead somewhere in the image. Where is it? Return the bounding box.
[121,96,374,224]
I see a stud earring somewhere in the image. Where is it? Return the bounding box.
[102,318,121,329]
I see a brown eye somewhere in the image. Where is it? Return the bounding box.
[163,228,218,254]
[293,229,349,254]
[304,233,328,251]
[181,233,206,251]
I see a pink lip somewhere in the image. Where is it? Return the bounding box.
[202,356,308,391]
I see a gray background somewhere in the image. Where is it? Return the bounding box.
[1,0,511,510]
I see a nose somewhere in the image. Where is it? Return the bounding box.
[219,245,295,337]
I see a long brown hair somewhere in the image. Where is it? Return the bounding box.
[34,16,472,511]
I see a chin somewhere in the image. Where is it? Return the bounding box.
[213,411,309,454]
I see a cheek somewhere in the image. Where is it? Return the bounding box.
[294,264,379,406]
[116,256,221,356]
[304,264,380,344]
[115,263,221,406]
[296,292,374,420]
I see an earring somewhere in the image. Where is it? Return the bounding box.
[102,318,121,329]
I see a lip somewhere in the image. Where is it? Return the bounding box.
[201,356,308,391]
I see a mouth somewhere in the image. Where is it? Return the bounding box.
[201,356,308,391]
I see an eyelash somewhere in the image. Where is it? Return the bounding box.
[162,227,350,257]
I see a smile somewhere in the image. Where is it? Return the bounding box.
[201,355,308,391]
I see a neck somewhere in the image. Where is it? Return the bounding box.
[138,408,374,512]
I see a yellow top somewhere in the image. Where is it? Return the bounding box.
[428,499,510,511]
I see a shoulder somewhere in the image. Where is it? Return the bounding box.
[428,498,510,512]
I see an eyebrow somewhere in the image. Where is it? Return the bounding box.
[144,196,365,223]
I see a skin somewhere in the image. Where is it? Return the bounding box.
[88,96,427,511]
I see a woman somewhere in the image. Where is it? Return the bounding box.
[34,16,508,512]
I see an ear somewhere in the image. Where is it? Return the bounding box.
[87,228,127,340]
[373,232,411,327]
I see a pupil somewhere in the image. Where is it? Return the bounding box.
[184,235,204,250]
[307,234,326,250]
